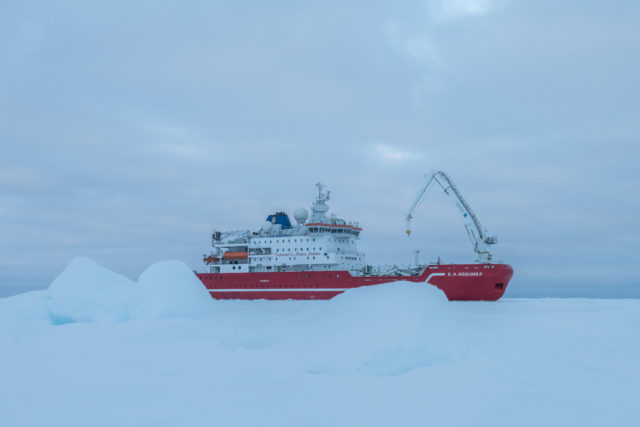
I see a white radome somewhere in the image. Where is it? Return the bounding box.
[294,207,309,224]
[261,221,273,232]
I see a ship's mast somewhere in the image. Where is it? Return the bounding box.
[310,182,331,222]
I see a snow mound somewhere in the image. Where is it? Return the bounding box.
[47,257,138,324]
[132,260,212,320]
[286,282,467,376]
[2,257,213,325]
[0,290,50,325]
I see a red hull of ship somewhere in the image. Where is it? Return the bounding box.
[197,263,513,301]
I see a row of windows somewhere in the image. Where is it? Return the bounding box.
[253,256,321,261]
[275,247,322,252]
[308,227,359,235]
[250,255,329,263]
[255,238,317,244]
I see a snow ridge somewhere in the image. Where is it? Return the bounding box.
[0,256,214,325]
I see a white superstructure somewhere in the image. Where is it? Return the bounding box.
[203,183,367,274]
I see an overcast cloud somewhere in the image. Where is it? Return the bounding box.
[1,0,638,297]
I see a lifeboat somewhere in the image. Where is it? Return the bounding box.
[223,251,248,260]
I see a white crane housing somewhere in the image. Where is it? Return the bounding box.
[405,171,497,263]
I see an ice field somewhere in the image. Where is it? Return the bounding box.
[1,257,639,426]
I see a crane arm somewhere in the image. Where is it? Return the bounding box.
[405,174,437,236]
[405,171,497,263]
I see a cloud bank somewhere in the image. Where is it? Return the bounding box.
[0,1,638,297]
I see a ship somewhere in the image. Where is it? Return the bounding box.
[197,171,513,301]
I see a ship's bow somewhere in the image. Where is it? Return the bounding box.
[424,263,514,301]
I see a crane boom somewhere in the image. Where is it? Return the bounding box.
[405,171,497,263]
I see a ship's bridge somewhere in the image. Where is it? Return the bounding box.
[305,222,361,237]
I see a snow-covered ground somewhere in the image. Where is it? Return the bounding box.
[1,258,638,427]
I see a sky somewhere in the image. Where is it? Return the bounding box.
[1,0,638,298]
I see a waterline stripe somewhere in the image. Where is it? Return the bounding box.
[207,274,444,293]
[208,288,347,292]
